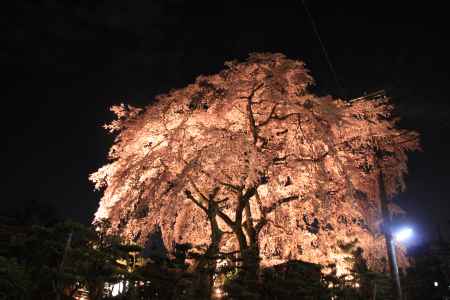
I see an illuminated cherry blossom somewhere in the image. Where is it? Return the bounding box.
[90,53,419,279]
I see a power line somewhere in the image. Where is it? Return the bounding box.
[301,0,344,98]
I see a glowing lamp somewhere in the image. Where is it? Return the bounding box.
[394,227,413,242]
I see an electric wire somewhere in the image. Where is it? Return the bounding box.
[301,0,344,98]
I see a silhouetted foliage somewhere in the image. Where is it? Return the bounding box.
[404,240,450,300]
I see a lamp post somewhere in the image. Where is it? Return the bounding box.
[394,228,413,243]
[377,151,403,300]
[383,223,403,300]
[377,172,415,300]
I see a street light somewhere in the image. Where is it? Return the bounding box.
[376,150,414,300]
[386,226,414,300]
[394,227,414,243]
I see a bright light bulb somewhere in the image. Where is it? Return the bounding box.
[394,227,413,242]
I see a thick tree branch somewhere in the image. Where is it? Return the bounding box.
[217,181,243,193]
[242,82,264,145]
[263,195,299,214]
[257,104,278,127]
[184,189,208,214]
[273,151,329,165]
[187,177,235,227]
[258,111,304,128]
[235,185,257,226]
[188,177,209,203]
[199,169,243,193]
[243,201,257,247]
[254,194,300,234]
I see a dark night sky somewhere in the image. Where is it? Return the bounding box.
[2,1,449,245]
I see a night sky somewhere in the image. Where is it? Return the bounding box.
[3,1,449,245]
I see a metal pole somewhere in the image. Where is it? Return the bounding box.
[56,231,73,300]
[372,281,377,300]
[385,228,403,300]
[59,231,73,272]
[376,152,403,300]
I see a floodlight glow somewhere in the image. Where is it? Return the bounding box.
[394,227,413,242]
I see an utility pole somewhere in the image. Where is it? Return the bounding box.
[376,151,403,300]
[56,231,73,300]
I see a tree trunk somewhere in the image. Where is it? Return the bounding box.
[193,205,223,299]
[233,222,260,294]
[244,202,260,279]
